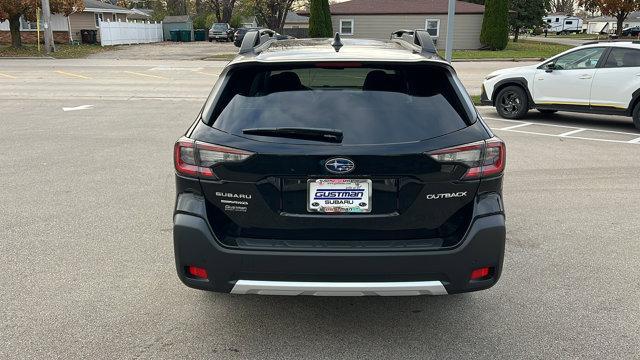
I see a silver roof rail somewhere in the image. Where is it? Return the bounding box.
[390,29,438,56]
[239,28,277,54]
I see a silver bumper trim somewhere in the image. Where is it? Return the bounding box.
[230,280,448,296]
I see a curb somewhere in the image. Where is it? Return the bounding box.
[0,56,55,60]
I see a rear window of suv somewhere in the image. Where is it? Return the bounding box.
[207,63,475,145]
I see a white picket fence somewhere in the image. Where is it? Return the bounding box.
[98,20,163,46]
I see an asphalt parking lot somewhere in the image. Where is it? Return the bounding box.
[1,59,639,359]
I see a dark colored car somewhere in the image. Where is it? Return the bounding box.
[233,27,291,47]
[174,30,506,296]
[209,23,234,42]
[622,26,640,37]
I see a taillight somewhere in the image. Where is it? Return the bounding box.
[428,137,505,180]
[174,137,253,178]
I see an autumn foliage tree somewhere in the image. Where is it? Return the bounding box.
[579,0,640,36]
[0,0,84,48]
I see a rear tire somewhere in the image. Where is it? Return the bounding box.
[495,86,529,119]
[633,103,640,130]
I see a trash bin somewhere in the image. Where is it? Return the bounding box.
[80,29,97,44]
[180,29,192,42]
[194,29,206,41]
[170,30,180,42]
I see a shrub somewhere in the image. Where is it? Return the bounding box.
[480,0,510,50]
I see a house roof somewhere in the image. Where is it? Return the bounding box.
[163,15,192,23]
[587,11,640,23]
[299,0,484,16]
[286,11,308,23]
[83,0,132,13]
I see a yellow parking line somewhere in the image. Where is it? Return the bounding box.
[55,70,91,79]
[0,72,17,79]
[124,71,167,79]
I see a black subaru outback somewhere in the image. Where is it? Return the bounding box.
[173,30,506,296]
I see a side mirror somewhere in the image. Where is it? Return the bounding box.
[545,63,556,73]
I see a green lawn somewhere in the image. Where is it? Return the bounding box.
[0,44,109,59]
[452,40,572,60]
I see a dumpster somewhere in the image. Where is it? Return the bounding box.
[170,30,180,42]
[180,29,192,42]
[80,29,97,44]
[194,29,206,41]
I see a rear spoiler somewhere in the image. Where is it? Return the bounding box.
[390,29,439,57]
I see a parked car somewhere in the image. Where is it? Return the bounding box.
[482,41,640,129]
[622,26,640,37]
[233,27,291,47]
[173,29,506,296]
[209,23,234,42]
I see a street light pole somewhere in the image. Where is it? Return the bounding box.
[41,0,55,53]
[444,0,456,62]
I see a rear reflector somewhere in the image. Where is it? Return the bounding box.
[470,267,491,280]
[427,137,505,180]
[187,265,208,279]
[174,137,253,178]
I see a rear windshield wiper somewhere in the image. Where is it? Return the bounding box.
[242,127,343,143]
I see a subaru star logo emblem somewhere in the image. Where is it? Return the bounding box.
[324,158,355,174]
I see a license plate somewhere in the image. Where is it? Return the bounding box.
[307,179,372,213]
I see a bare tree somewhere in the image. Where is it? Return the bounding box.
[251,0,295,31]
[551,0,574,14]
[208,0,236,23]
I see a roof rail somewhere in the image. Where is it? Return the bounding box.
[239,28,277,54]
[390,29,438,56]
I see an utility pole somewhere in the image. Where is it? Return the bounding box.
[41,0,55,53]
[444,0,456,62]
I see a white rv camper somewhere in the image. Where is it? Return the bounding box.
[543,15,583,34]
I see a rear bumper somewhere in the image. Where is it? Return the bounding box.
[173,207,506,295]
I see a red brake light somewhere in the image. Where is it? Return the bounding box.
[428,137,505,180]
[187,265,208,279]
[174,137,253,178]
[470,267,491,280]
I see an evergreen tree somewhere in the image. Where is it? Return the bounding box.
[309,0,333,37]
[479,0,510,50]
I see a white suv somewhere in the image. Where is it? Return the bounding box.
[481,42,640,129]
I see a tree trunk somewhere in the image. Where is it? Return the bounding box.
[9,15,22,48]
[513,27,520,42]
[616,14,625,37]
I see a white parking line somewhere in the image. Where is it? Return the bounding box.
[558,129,586,137]
[497,122,532,131]
[483,117,640,145]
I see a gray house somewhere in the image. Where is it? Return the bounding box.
[301,0,485,50]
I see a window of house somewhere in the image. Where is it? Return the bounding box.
[425,19,440,37]
[95,13,103,27]
[339,19,353,35]
[19,16,41,30]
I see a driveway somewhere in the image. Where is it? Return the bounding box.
[88,41,238,60]
[520,35,595,47]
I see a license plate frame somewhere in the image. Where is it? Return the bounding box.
[307,179,372,213]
